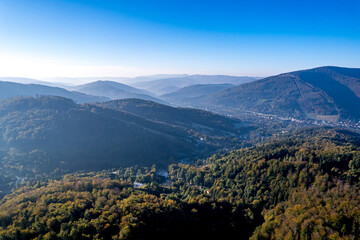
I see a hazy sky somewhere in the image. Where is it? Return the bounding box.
[0,0,359,80]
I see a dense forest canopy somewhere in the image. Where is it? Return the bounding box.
[0,127,360,239]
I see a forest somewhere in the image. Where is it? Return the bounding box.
[0,96,252,188]
[0,127,360,239]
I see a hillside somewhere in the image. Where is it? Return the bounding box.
[101,98,251,137]
[161,83,234,106]
[0,81,108,103]
[0,97,250,186]
[73,81,166,104]
[209,66,360,121]
[132,75,258,95]
[0,97,203,176]
[1,128,360,239]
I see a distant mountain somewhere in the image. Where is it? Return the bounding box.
[46,74,188,85]
[130,74,189,83]
[73,80,166,104]
[101,98,250,136]
[209,66,360,122]
[132,75,259,95]
[0,77,74,88]
[0,81,108,103]
[161,84,234,106]
[0,77,45,84]
[158,85,181,94]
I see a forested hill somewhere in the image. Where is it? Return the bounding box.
[160,83,234,106]
[0,96,199,175]
[0,96,249,179]
[101,98,250,135]
[210,66,360,121]
[1,127,360,239]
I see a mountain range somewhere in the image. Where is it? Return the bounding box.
[132,75,259,95]
[0,81,108,103]
[2,67,360,122]
[45,74,188,85]
[163,66,360,122]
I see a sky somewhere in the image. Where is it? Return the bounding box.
[0,0,359,81]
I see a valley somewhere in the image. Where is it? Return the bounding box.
[1,1,358,238]
[0,66,359,239]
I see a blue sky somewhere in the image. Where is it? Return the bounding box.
[0,0,359,79]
